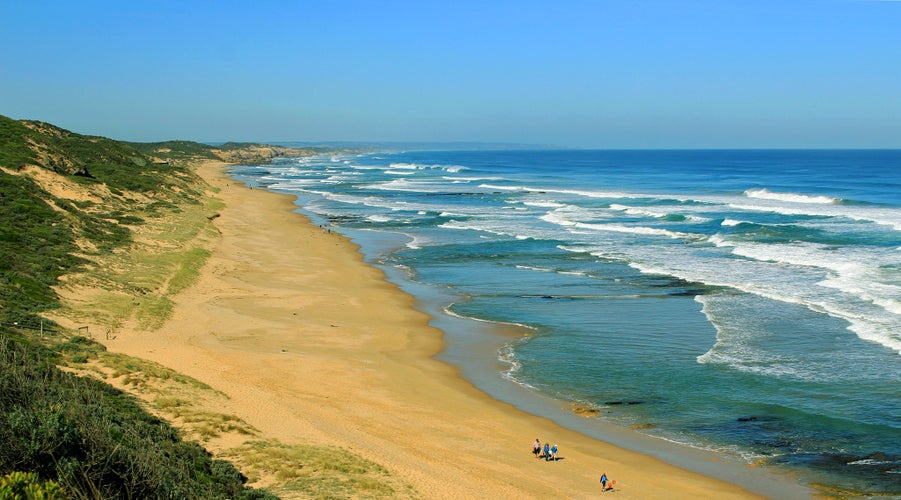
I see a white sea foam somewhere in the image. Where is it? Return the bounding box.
[402,233,434,249]
[821,274,901,316]
[848,459,899,466]
[479,184,635,199]
[541,209,700,240]
[445,176,504,182]
[268,179,318,189]
[438,219,525,239]
[728,241,863,275]
[708,234,732,247]
[694,295,826,381]
[348,164,385,171]
[560,232,901,358]
[321,174,357,184]
[728,201,901,232]
[388,162,419,170]
[576,222,696,239]
[679,241,901,358]
[522,200,565,208]
[608,203,711,223]
[312,191,440,215]
[609,204,668,218]
[845,318,901,355]
[515,265,556,273]
[728,243,901,348]
[745,188,840,205]
[282,167,320,176]
[363,178,489,194]
[388,162,467,173]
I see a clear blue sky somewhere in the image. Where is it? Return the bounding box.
[1,0,899,148]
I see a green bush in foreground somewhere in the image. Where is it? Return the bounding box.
[0,471,65,500]
[0,334,277,500]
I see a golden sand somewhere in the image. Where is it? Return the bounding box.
[101,161,763,498]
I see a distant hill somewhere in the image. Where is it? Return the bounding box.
[0,115,327,176]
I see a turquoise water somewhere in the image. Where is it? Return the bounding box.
[230,149,901,495]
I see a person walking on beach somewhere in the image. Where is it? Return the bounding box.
[550,444,558,461]
[543,443,550,461]
[532,438,541,458]
[600,472,608,490]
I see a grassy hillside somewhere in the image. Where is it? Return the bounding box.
[0,114,408,499]
[0,115,205,326]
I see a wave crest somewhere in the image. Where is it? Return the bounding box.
[744,188,841,205]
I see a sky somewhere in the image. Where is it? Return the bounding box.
[1,0,899,148]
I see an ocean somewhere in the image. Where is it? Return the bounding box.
[228,149,901,496]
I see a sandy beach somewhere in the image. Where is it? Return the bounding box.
[97,161,767,498]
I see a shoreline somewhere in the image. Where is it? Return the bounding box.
[336,226,813,499]
[100,161,802,498]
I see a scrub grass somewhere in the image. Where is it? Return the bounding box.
[56,337,259,444]
[56,335,417,498]
[222,440,416,499]
[53,191,222,333]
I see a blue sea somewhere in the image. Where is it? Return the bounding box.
[229,149,901,497]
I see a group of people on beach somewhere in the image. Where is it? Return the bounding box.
[532,438,616,492]
[531,438,559,461]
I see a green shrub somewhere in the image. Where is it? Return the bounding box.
[0,335,274,499]
[0,471,66,500]
[0,116,37,169]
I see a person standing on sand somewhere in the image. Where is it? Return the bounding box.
[532,438,541,458]
[600,472,608,490]
[550,443,558,461]
[543,442,550,461]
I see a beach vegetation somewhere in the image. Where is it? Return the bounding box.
[222,440,414,499]
[0,471,66,500]
[0,333,276,499]
[0,171,85,326]
[94,350,216,393]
